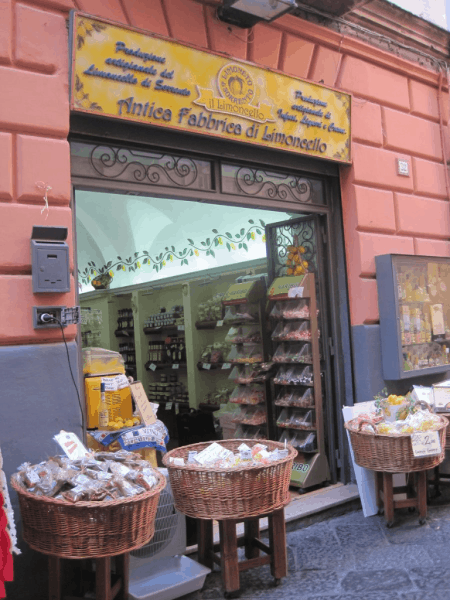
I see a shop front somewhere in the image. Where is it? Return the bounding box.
[69,11,354,491]
[2,1,450,597]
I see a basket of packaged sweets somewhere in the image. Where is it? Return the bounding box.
[162,439,296,520]
[10,449,166,558]
[344,396,448,473]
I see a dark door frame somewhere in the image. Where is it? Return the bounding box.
[69,116,354,483]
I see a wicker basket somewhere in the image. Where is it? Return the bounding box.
[11,470,166,559]
[345,416,448,473]
[162,439,296,520]
[439,413,450,447]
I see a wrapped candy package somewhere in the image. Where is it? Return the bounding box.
[12,450,159,503]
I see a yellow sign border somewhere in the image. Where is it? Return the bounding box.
[70,12,351,164]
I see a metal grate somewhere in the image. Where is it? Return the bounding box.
[130,487,178,559]
[267,218,318,279]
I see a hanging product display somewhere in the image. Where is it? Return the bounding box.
[222,277,272,440]
[267,273,330,489]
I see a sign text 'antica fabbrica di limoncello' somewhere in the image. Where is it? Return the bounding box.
[70,13,351,163]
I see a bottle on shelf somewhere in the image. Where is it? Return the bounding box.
[98,382,109,429]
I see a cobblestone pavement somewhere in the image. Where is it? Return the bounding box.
[180,492,450,600]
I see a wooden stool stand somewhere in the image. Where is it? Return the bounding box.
[376,471,427,528]
[48,553,129,600]
[197,508,287,597]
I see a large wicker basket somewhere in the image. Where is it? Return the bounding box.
[439,412,450,447]
[162,439,296,520]
[11,470,166,559]
[345,416,448,473]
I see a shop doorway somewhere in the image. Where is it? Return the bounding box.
[71,139,351,485]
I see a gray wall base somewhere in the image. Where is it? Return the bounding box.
[351,324,450,402]
[1,341,82,600]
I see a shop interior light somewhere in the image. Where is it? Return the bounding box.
[217,0,297,28]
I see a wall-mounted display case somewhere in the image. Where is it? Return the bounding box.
[376,254,450,380]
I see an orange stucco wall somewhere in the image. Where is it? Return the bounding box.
[1,0,449,344]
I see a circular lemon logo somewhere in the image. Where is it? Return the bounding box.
[218,63,254,106]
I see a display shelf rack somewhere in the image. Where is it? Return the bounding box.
[267,273,330,489]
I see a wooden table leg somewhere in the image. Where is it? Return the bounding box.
[376,472,383,514]
[114,553,129,600]
[219,520,240,594]
[244,518,260,559]
[433,465,441,498]
[96,557,111,600]
[197,519,214,570]
[383,472,395,527]
[268,508,287,582]
[417,470,427,525]
[49,556,62,600]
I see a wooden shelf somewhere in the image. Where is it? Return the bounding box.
[196,362,231,371]
[145,361,187,371]
[143,325,184,334]
[114,328,134,338]
[195,320,220,330]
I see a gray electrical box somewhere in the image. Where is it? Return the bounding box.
[31,226,70,293]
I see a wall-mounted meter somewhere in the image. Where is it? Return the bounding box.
[31,226,70,293]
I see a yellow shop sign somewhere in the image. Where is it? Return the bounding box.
[70,13,351,163]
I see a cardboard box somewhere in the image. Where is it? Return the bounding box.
[85,375,133,428]
[432,380,450,412]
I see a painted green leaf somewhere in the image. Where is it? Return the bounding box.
[171,246,175,251]
[206,238,210,246]
[134,262,138,268]
[185,259,188,265]
[214,239,219,247]
[116,265,122,271]
[249,219,254,224]
[165,247,168,251]
[90,269,94,274]
[212,229,218,234]
[190,250,194,256]
[240,229,245,235]
[206,250,210,256]
[187,239,194,245]
[259,219,266,227]
[106,261,112,269]
[143,250,149,256]
[247,233,251,240]
[134,252,139,257]
[201,241,206,246]
[117,256,122,261]
[226,232,232,238]
[243,243,248,251]
[143,258,148,264]
[226,242,231,252]
[256,229,261,234]
[238,243,242,249]
[210,249,215,258]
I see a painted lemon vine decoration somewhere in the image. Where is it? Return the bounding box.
[79,219,267,288]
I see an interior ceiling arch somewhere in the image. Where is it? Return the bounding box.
[75,190,293,292]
